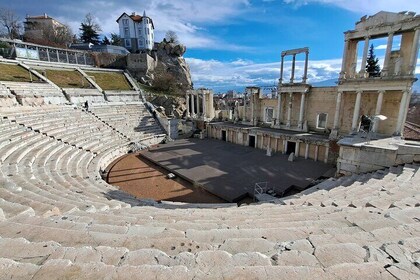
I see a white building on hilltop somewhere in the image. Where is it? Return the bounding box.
[116,11,154,52]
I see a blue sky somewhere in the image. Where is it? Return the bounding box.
[2,0,419,92]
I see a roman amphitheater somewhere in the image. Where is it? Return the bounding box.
[0,11,419,279]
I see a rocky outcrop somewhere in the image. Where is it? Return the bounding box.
[147,94,186,118]
[154,40,192,90]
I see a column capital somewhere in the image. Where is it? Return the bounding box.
[378,90,385,94]
[364,35,370,40]
[388,31,395,36]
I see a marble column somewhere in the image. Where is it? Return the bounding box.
[250,94,255,125]
[286,92,292,127]
[324,147,329,163]
[351,91,362,133]
[290,54,296,83]
[275,138,279,152]
[314,145,319,162]
[298,92,306,130]
[283,140,287,154]
[372,90,384,133]
[395,90,409,135]
[332,91,343,132]
[359,36,370,76]
[303,51,309,83]
[196,93,200,116]
[305,143,309,159]
[276,92,282,125]
[295,141,300,157]
[279,54,285,83]
[339,39,349,79]
[202,93,207,120]
[409,28,420,75]
[381,32,394,76]
[191,94,195,115]
[186,94,190,117]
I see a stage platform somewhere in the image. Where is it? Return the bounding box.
[140,138,334,202]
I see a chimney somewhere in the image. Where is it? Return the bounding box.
[44,13,47,18]
[131,12,135,16]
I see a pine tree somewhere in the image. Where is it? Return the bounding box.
[101,36,110,45]
[365,44,381,77]
[79,13,101,45]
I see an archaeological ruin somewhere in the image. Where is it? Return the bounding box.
[0,10,418,279]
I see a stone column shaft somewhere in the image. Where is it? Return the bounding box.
[196,93,200,116]
[333,91,343,130]
[324,146,329,163]
[286,93,292,127]
[382,32,394,76]
[298,92,306,129]
[191,94,195,115]
[360,36,370,75]
[314,145,319,161]
[283,140,287,154]
[351,91,362,132]
[277,93,282,125]
[305,143,309,159]
[295,142,300,157]
[303,51,309,83]
[372,90,384,133]
[409,28,420,75]
[290,54,296,83]
[340,39,349,79]
[186,94,190,117]
[202,93,207,119]
[395,90,409,135]
[280,55,285,83]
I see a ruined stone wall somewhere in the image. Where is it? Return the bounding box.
[305,87,337,132]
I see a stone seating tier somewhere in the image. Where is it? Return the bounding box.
[0,103,418,279]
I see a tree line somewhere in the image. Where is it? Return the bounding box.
[0,7,121,48]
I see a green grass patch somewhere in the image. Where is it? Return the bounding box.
[44,70,92,88]
[0,63,32,82]
[85,71,132,91]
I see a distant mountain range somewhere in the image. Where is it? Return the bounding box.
[312,74,420,94]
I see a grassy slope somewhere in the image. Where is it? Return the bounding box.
[0,63,32,82]
[85,71,132,91]
[45,70,92,88]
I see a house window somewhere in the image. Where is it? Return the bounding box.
[316,113,328,129]
[138,28,142,35]
[124,27,129,37]
[125,39,131,47]
[138,39,143,46]
[265,107,274,123]
[122,19,129,26]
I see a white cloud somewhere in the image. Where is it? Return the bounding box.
[283,0,420,14]
[186,57,344,91]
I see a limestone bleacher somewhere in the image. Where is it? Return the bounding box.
[0,81,67,105]
[89,102,166,143]
[104,90,141,102]
[63,88,105,104]
[0,103,419,278]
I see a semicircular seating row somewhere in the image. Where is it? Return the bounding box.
[0,103,419,279]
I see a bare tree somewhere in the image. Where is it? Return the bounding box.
[165,30,179,44]
[0,7,22,39]
[82,13,101,33]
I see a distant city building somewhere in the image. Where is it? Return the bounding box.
[116,11,154,52]
[24,13,65,41]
